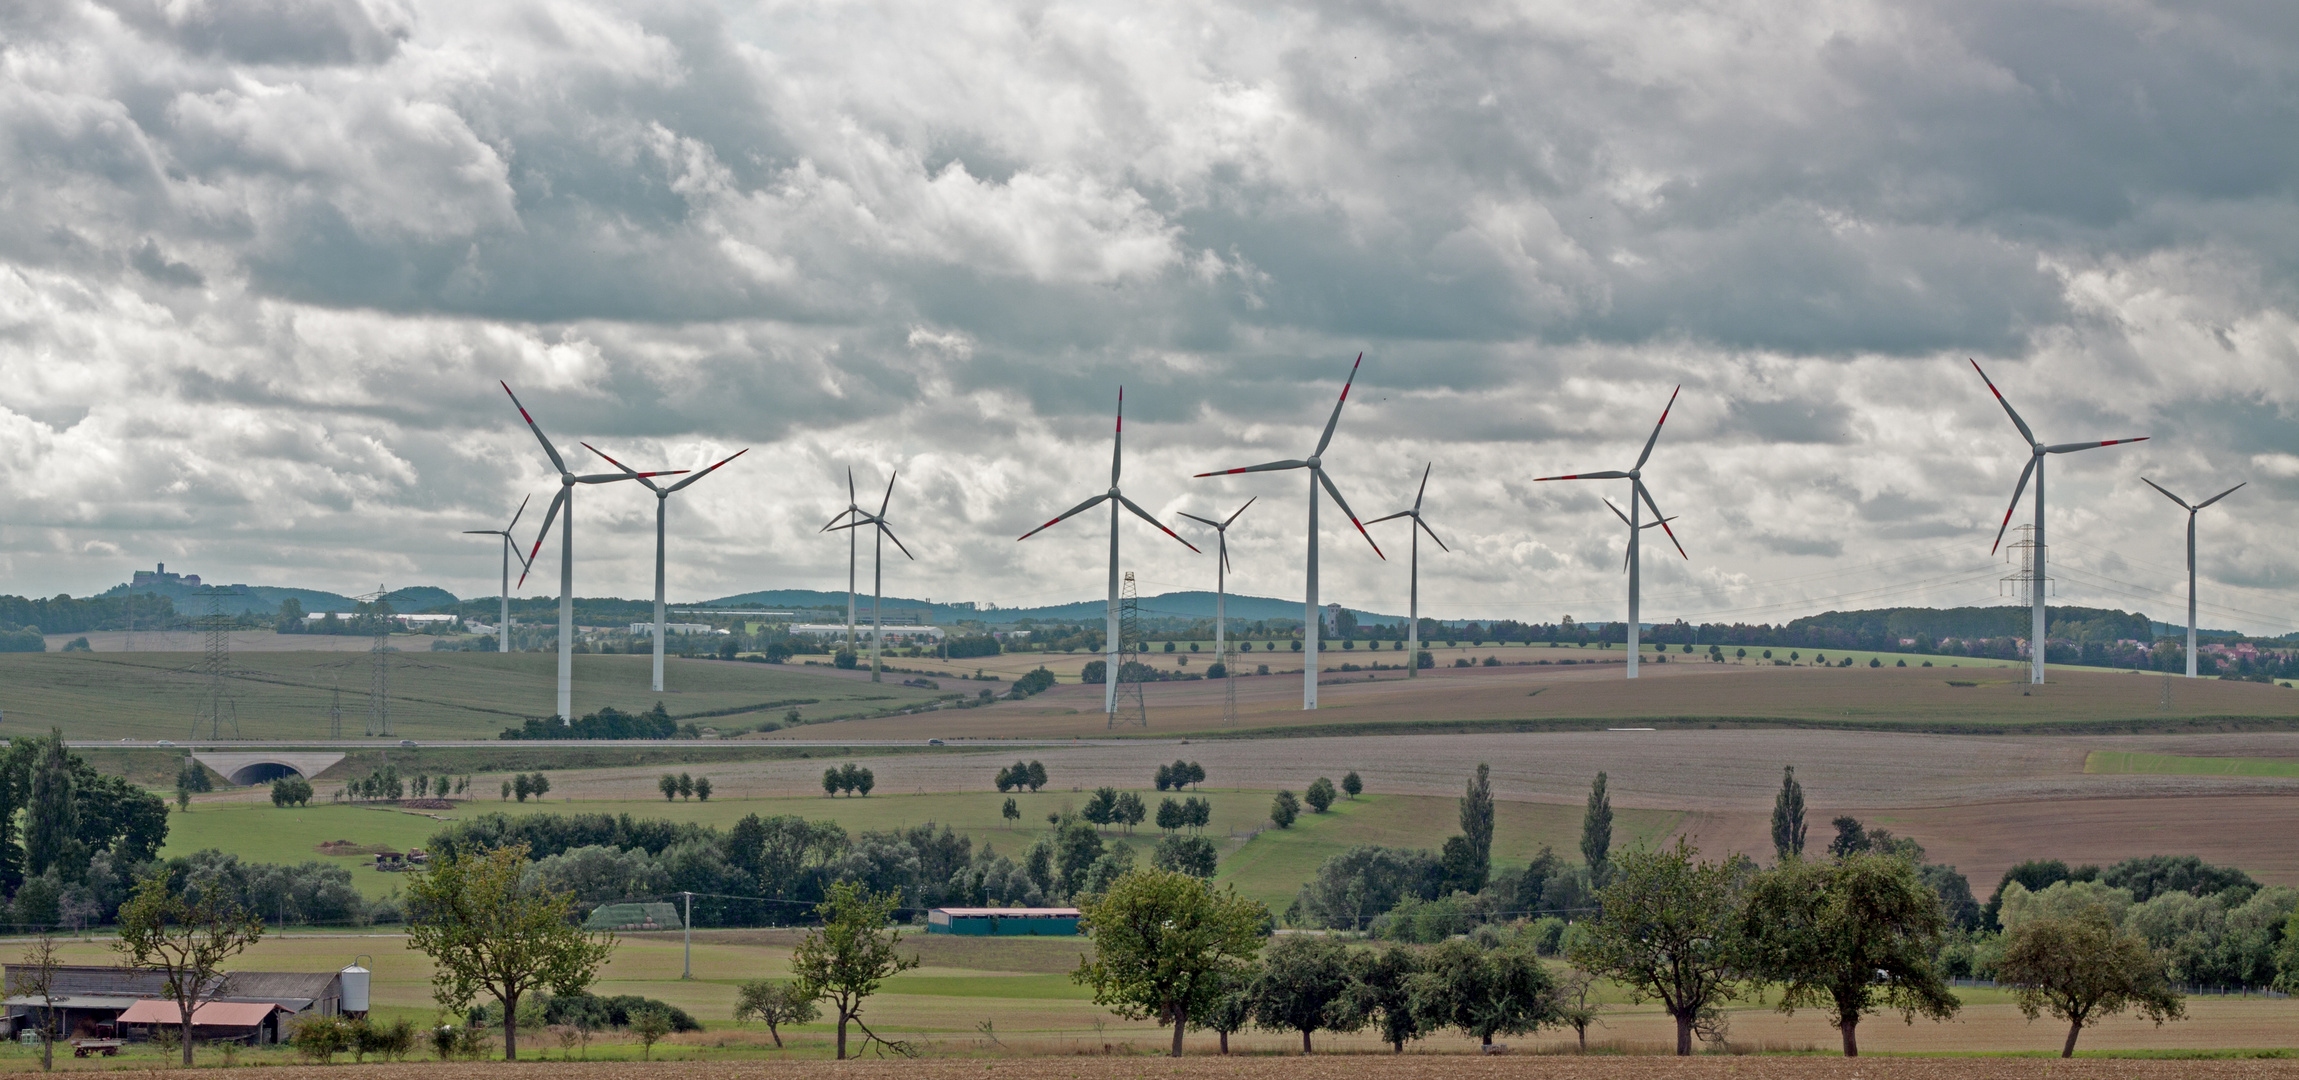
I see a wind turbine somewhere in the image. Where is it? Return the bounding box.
[1019,388,1199,717]
[503,382,686,722]
[1176,498,1255,682]
[2141,478,2243,679]
[1970,359,2149,686]
[820,470,870,661]
[462,496,532,655]
[584,442,750,693]
[1194,354,1384,709]
[827,473,914,683]
[1535,387,1686,680]
[1367,465,1447,678]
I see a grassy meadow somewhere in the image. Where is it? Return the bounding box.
[2087,751,2299,777]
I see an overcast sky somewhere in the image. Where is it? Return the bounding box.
[3,0,2295,632]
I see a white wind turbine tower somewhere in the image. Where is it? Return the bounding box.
[827,473,915,683]
[584,442,750,693]
[462,495,532,655]
[503,382,687,722]
[2141,477,2243,679]
[1970,359,2150,686]
[1195,354,1384,709]
[1366,465,1448,678]
[1019,389,1200,717]
[820,470,870,660]
[1176,498,1255,683]
[1535,387,1687,680]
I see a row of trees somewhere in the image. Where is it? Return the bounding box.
[658,773,712,801]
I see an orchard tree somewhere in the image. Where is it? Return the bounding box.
[733,979,821,1048]
[1072,868,1266,1057]
[1570,839,1750,1055]
[113,871,265,1067]
[1270,791,1301,829]
[405,844,615,1060]
[1409,938,1557,1048]
[791,881,918,1059]
[1339,943,1426,1052]
[1189,968,1253,1053]
[1998,906,2185,1057]
[1341,772,1363,799]
[1305,777,1336,813]
[1247,934,1360,1053]
[1740,853,1959,1056]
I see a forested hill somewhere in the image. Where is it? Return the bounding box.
[1785,606,2152,644]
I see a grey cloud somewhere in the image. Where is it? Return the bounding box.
[98,0,411,65]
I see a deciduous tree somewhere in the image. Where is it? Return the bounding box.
[789,881,918,1059]
[1770,765,1807,861]
[1570,839,1749,1055]
[1999,906,2185,1057]
[733,980,820,1048]
[1072,868,1266,1057]
[1339,943,1425,1052]
[1579,771,1611,882]
[1305,777,1336,813]
[1741,853,1959,1056]
[405,844,616,1060]
[112,870,266,1067]
[1247,934,1360,1053]
[1409,938,1558,1047]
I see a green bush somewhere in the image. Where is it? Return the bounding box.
[290,1014,353,1063]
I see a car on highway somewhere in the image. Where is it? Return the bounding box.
[399,739,418,747]
[928,738,945,746]
[155,740,174,747]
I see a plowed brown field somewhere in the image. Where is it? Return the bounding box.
[75,1057,2299,1080]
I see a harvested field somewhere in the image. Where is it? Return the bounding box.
[35,1055,2299,1078]
[796,664,2299,740]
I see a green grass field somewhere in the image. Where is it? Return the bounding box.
[2086,751,2299,777]
[0,651,943,740]
[164,790,1681,909]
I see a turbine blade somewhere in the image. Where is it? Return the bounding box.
[1221,495,1257,528]
[506,493,530,532]
[576,471,684,484]
[1112,387,1123,488]
[1633,385,1682,470]
[1222,541,1232,575]
[1603,498,1633,527]
[2195,482,2246,510]
[2045,437,2149,454]
[581,442,661,492]
[501,381,568,475]
[878,471,898,518]
[1417,516,1450,553]
[1990,456,2037,555]
[1313,353,1363,458]
[821,507,855,533]
[1969,359,2037,445]
[1534,470,1630,481]
[1315,468,1384,560]
[1118,494,1201,553]
[1175,511,1222,528]
[2140,477,2192,511]
[462,530,496,535]
[878,521,917,561]
[848,467,856,504]
[520,488,568,587]
[1413,462,1432,513]
[1636,481,1686,559]
[1018,493,1110,541]
[1195,459,1309,477]
[666,447,749,492]
[1364,510,1413,525]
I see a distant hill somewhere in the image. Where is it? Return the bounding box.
[704,587,1405,627]
[1786,605,2153,643]
[99,580,459,617]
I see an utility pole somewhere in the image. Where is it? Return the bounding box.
[681,892,694,979]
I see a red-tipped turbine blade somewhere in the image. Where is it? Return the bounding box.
[1969,359,2037,445]
[1117,494,1201,553]
[502,382,568,475]
[666,448,749,493]
[1315,468,1383,560]
[1313,353,1363,458]
[1633,385,1681,471]
[2045,438,2148,454]
[1195,459,1308,478]
[1990,456,2037,555]
[1535,470,1630,482]
[1018,493,1111,541]
[1636,481,1686,559]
